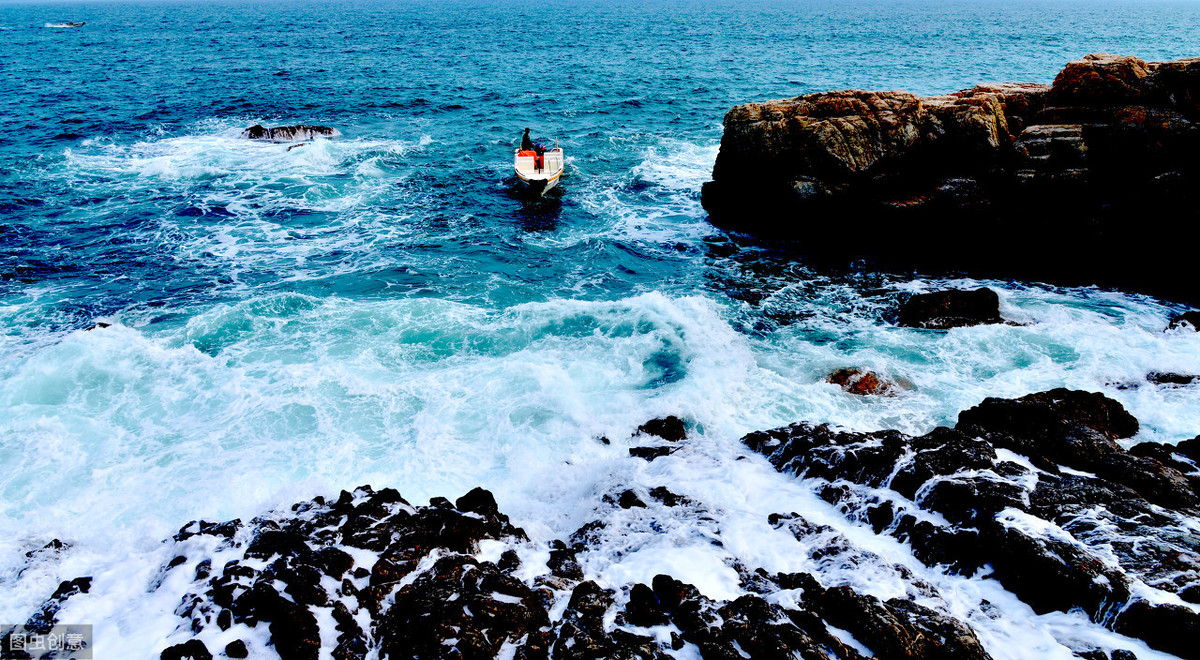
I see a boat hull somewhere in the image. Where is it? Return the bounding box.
[514,169,562,195]
[513,147,564,196]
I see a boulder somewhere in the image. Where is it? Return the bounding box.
[896,288,1002,329]
[826,368,895,395]
[703,54,1200,304]
[239,124,341,142]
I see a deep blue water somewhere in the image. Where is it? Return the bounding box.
[3,0,1200,338]
[4,2,1200,653]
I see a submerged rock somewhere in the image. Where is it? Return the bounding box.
[702,53,1200,304]
[239,124,341,142]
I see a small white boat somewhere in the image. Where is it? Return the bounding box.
[513,144,564,195]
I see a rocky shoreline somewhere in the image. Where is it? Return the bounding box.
[701,53,1200,305]
[7,384,1200,660]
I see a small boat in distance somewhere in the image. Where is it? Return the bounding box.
[514,140,564,195]
[45,21,85,27]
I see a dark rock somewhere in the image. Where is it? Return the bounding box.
[377,555,549,660]
[648,486,687,507]
[1168,311,1200,331]
[548,542,585,581]
[499,549,521,572]
[160,639,213,660]
[1147,371,1199,386]
[618,489,647,509]
[956,389,1198,510]
[240,124,341,142]
[813,585,992,660]
[224,640,249,659]
[236,582,320,659]
[897,288,1002,329]
[629,445,677,461]
[456,486,500,517]
[312,546,353,578]
[626,582,670,626]
[636,416,687,441]
[1177,436,1200,463]
[743,388,1200,651]
[1113,600,1200,659]
[174,519,241,542]
[24,576,92,633]
[244,530,309,560]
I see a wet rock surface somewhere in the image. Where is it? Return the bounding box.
[16,408,1196,660]
[826,368,896,395]
[703,53,1200,304]
[896,288,1003,329]
[745,388,1200,658]
[239,124,342,142]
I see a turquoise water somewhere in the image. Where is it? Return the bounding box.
[3,1,1200,656]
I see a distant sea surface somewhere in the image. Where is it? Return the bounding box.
[3,1,1200,656]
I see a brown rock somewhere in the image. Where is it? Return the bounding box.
[826,368,895,396]
[702,53,1200,305]
[1047,53,1155,106]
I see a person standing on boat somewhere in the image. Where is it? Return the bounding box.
[520,128,535,152]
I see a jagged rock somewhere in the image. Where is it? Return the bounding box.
[24,576,91,633]
[378,554,550,659]
[174,519,241,542]
[456,486,500,516]
[897,288,1003,329]
[743,388,1200,656]
[637,416,687,441]
[1168,311,1200,331]
[808,583,992,660]
[957,389,1198,510]
[618,489,647,509]
[702,54,1200,304]
[629,445,677,461]
[1146,372,1200,386]
[1113,601,1200,660]
[160,639,213,660]
[826,368,895,395]
[648,486,688,507]
[239,124,341,141]
[548,540,585,580]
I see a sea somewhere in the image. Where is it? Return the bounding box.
[3,0,1200,657]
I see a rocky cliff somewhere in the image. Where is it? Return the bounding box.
[702,54,1200,303]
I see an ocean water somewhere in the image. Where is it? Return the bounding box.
[3,0,1200,657]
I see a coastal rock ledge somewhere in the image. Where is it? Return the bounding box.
[702,53,1200,303]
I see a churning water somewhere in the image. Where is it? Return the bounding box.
[3,0,1200,657]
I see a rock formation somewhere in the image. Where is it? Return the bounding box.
[744,388,1200,658]
[239,125,341,142]
[702,54,1200,304]
[896,288,1003,329]
[9,400,1198,660]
